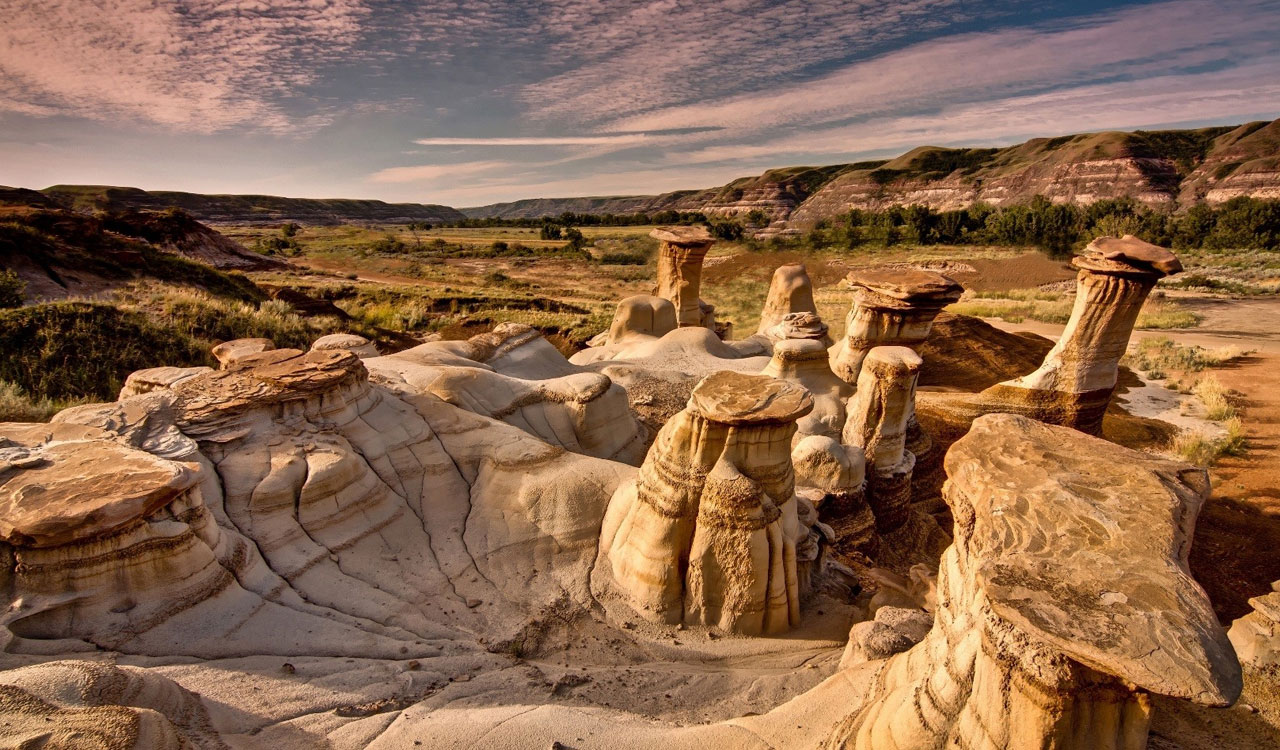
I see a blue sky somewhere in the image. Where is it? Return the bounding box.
[1,0,1278,207]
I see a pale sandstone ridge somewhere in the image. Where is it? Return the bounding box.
[598,371,814,635]
[980,235,1181,434]
[842,347,921,533]
[820,414,1239,749]
[652,225,716,329]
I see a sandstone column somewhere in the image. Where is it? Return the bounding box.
[652,225,716,329]
[762,337,853,442]
[598,371,814,635]
[981,235,1181,434]
[842,346,921,533]
[831,269,962,460]
[830,268,963,386]
[757,263,824,341]
[824,413,1240,750]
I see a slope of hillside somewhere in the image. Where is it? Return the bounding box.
[465,120,1278,226]
[1179,121,1280,204]
[41,185,466,226]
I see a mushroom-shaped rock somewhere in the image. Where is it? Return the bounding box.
[596,371,814,635]
[830,268,963,387]
[652,225,716,329]
[762,338,853,442]
[757,264,823,341]
[823,413,1242,749]
[980,236,1183,434]
[310,332,379,358]
[210,337,274,367]
[842,346,921,533]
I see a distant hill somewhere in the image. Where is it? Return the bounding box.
[39,185,466,226]
[462,120,1280,229]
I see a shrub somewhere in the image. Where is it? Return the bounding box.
[0,269,24,308]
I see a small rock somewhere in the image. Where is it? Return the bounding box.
[466,598,483,609]
[280,663,296,675]
[406,660,420,671]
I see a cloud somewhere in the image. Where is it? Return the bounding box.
[367,160,515,184]
[0,0,370,133]
[413,134,657,146]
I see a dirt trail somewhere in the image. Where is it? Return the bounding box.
[991,296,1280,621]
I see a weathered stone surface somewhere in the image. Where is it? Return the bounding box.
[1229,586,1280,671]
[980,237,1182,434]
[765,311,829,343]
[839,606,933,667]
[0,436,196,547]
[762,339,852,441]
[757,264,822,341]
[822,413,1241,749]
[310,332,379,358]
[119,366,212,398]
[597,372,814,634]
[652,225,716,329]
[210,337,274,367]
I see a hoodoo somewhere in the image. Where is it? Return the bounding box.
[597,371,814,635]
[980,235,1183,433]
[652,225,717,329]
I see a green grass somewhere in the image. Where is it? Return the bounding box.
[1125,337,1250,376]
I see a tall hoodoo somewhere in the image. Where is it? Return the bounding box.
[981,235,1182,434]
[652,225,716,329]
[824,414,1241,750]
[842,346,921,533]
[757,263,824,342]
[763,338,853,442]
[597,371,814,635]
[830,268,963,387]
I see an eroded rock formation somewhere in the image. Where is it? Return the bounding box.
[842,347,921,533]
[653,225,716,329]
[757,263,824,342]
[980,235,1182,434]
[822,414,1241,749]
[830,269,962,387]
[763,338,853,442]
[597,371,813,634]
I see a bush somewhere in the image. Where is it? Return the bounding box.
[0,269,24,308]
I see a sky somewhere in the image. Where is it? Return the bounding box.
[1,0,1279,207]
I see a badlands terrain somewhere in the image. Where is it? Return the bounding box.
[2,126,1280,747]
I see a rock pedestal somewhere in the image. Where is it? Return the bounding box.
[598,371,814,635]
[831,268,962,461]
[757,263,824,342]
[652,225,716,329]
[842,346,921,533]
[825,414,1241,749]
[762,338,853,442]
[981,235,1182,434]
[830,268,962,386]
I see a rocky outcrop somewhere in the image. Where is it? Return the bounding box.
[762,339,852,443]
[842,347,922,534]
[823,413,1241,749]
[980,235,1181,434]
[1229,585,1280,672]
[1,345,632,659]
[830,269,963,387]
[597,371,813,635]
[757,264,823,341]
[653,225,716,329]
